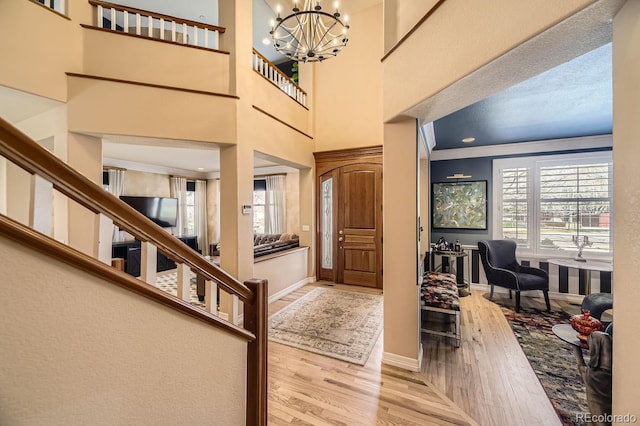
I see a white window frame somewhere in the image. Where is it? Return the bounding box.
[493,151,613,260]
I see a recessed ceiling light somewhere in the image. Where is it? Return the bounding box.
[462,137,475,143]
[197,167,204,171]
[262,37,271,45]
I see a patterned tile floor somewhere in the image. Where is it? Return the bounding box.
[153,270,206,309]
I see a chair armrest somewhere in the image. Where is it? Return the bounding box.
[518,265,549,280]
[488,267,519,289]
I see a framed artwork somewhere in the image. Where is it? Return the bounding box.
[432,180,487,230]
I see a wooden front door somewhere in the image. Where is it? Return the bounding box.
[315,147,383,289]
[337,164,382,287]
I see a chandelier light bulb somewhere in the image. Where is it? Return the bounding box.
[334,1,339,9]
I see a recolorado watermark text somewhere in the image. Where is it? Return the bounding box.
[575,413,637,424]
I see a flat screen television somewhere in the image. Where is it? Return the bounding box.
[119,196,178,228]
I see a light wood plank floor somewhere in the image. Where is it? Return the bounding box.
[267,282,563,425]
[421,288,563,426]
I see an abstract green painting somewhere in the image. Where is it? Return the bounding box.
[432,181,487,229]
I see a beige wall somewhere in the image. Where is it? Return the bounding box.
[383,119,420,368]
[285,170,300,234]
[123,170,171,197]
[66,76,238,144]
[82,28,230,94]
[612,0,640,420]
[384,0,440,51]
[313,4,384,151]
[382,0,594,121]
[0,0,83,101]
[0,237,247,425]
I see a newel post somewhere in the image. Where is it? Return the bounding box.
[244,278,268,426]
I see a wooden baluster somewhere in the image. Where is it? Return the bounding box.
[97,5,103,27]
[205,280,218,315]
[193,25,199,46]
[171,21,176,42]
[95,213,113,264]
[204,28,209,49]
[148,15,153,37]
[176,263,191,301]
[159,18,165,40]
[140,241,157,285]
[123,11,129,33]
[110,8,116,30]
[182,23,187,44]
[29,174,52,236]
[135,13,141,35]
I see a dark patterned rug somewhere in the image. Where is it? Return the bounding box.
[500,304,588,425]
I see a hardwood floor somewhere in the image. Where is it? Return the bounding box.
[267,282,563,425]
[421,289,563,426]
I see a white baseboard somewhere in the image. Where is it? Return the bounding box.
[382,347,422,372]
[470,283,584,305]
[268,277,315,305]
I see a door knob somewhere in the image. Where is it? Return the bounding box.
[339,230,344,235]
[338,237,343,242]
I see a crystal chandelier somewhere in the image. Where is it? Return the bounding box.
[270,0,350,62]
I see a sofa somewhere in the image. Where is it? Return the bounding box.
[253,233,299,257]
[209,233,300,258]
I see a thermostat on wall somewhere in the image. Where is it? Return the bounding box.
[242,205,252,215]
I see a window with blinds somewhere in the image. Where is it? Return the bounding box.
[539,163,611,253]
[495,152,612,257]
[501,168,529,247]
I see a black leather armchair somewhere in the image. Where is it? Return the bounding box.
[478,240,550,312]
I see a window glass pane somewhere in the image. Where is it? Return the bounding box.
[501,168,529,246]
[539,162,611,255]
[321,178,333,269]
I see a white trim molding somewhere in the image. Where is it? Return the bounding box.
[268,277,315,305]
[382,344,423,373]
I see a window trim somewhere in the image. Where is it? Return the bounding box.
[493,151,613,260]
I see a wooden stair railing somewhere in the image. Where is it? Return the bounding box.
[0,116,267,426]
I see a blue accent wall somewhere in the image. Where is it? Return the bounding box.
[430,157,493,246]
[429,147,612,248]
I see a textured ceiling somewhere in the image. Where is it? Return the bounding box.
[432,43,612,150]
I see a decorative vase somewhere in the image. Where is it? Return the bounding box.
[570,310,604,342]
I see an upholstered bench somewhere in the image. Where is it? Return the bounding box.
[420,271,461,347]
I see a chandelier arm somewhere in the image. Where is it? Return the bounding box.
[314,20,339,53]
[293,11,311,55]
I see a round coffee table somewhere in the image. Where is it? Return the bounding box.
[552,323,587,365]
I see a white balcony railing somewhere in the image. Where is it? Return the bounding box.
[35,0,66,15]
[252,49,307,107]
[89,0,225,51]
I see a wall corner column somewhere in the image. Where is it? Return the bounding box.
[382,118,421,371]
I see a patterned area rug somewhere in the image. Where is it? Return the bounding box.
[153,270,205,309]
[269,287,383,365]
[500,304,588,425]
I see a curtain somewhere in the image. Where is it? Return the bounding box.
[194,180,209,255]
[265,175,286,234]
[107,169,126,242]
[170,176,187,237]
[208,179,221,248]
